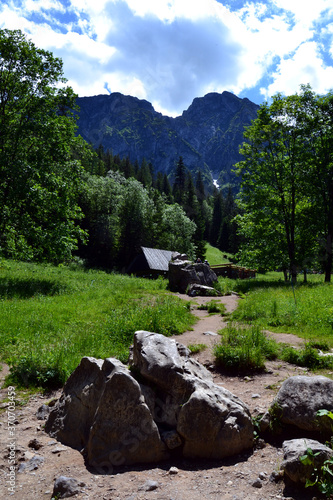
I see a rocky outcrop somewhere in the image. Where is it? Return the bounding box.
[168,257,218,294]
[281,439,333,484]
[46,331,254,469]
[76,91,259,189]
[264,376,333,438]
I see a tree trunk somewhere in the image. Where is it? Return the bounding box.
[324,233,332,282]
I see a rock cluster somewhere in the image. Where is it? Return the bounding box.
[168,254,218,295]
[262,376,333,486]
[45,331,253,470]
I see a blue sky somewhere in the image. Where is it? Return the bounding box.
[1,0,333,116]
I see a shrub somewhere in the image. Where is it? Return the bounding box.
[214,324,279,374]
[197,300,226,315]
[187,343,207,354]
[280,345,333,369]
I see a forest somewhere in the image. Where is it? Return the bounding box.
[1,29,333,283]
[0,29,239,272]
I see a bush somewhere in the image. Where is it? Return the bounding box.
[187,343,207,354]
[6,353,67,389]
[197,300,226,315]
[214,324,279,374]
[280,345,333,369]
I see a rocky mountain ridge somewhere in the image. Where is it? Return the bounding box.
[76,91,259,189]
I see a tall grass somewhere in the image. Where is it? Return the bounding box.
[214,323,279,373]
[231,275,333,344]
[0,259,195,388]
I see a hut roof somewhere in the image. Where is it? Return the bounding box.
[141,247,173,271]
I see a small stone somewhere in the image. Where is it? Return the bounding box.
[139,480,159,491]
[36,404,50,420]
[53,476,85,498]
[258,471,267,480]
[203,331,218,336]
[18,455,44,473]
[251,393,261,399]
[252,478,263,488]
[168,467,179,475]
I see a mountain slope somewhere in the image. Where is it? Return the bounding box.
[76,91,259,189]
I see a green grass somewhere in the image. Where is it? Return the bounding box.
[0,259,196,389]
[187,343,207,354]
[197,300,226,315]
[214,323,279,374]
[204,243,233,266]
[230,273,333,345]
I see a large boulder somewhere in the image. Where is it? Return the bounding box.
[281,438,333,484]
[131,331,254,459]
[266,376,333,437]
[46,331,254,467]
[46,356,168,468]
[168,257,218,294]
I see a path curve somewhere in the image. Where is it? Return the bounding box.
[170,293,239,365]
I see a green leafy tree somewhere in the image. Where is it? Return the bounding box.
[158,204,197,258]
[235,91,313,281]
[299,86,333,281]
[0,29,86,262]
[78,174,123,268]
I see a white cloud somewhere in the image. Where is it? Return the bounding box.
[24,0,65,13]
[1,0,333,114]
[262,41,333,98]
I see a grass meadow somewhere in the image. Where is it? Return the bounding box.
[230,272,333,343]
[1,258,333,389]
[0,259,195,388]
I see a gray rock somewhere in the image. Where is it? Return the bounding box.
[251,478,263,488]
[45,356,106,450]
[281,438,333,484]
[85,369,168,467]
[46,331,253,467]
[161,430,183,449]
[18,454,44,472]
[269,375,333,436]
[36,404,50,420]
[168,258,218,294]
[177,386,254,459]
[131,332,253,459]
[139,480,159,491]
[187,283,218,297]
[53,476,85,498]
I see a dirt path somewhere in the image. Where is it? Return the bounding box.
[0,294,317,500]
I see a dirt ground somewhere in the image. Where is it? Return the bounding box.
[0,293,326,500]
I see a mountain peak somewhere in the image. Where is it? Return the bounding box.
[76,91,259,190]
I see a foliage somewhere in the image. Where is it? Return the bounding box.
[231,276,333,343]
[280,345,333,370]
[235,85,333,282]
[197,300,226,315]
[300,410,333,495]
[214,324,279,374]
[0,259,196,389]
[0,29,86,263]
[79,171,197,268]
[187,343,207,354]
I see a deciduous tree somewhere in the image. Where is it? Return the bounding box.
[0,29,86,262]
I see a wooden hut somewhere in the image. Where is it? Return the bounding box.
[210,264,256,279]
[126,247,173,278]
